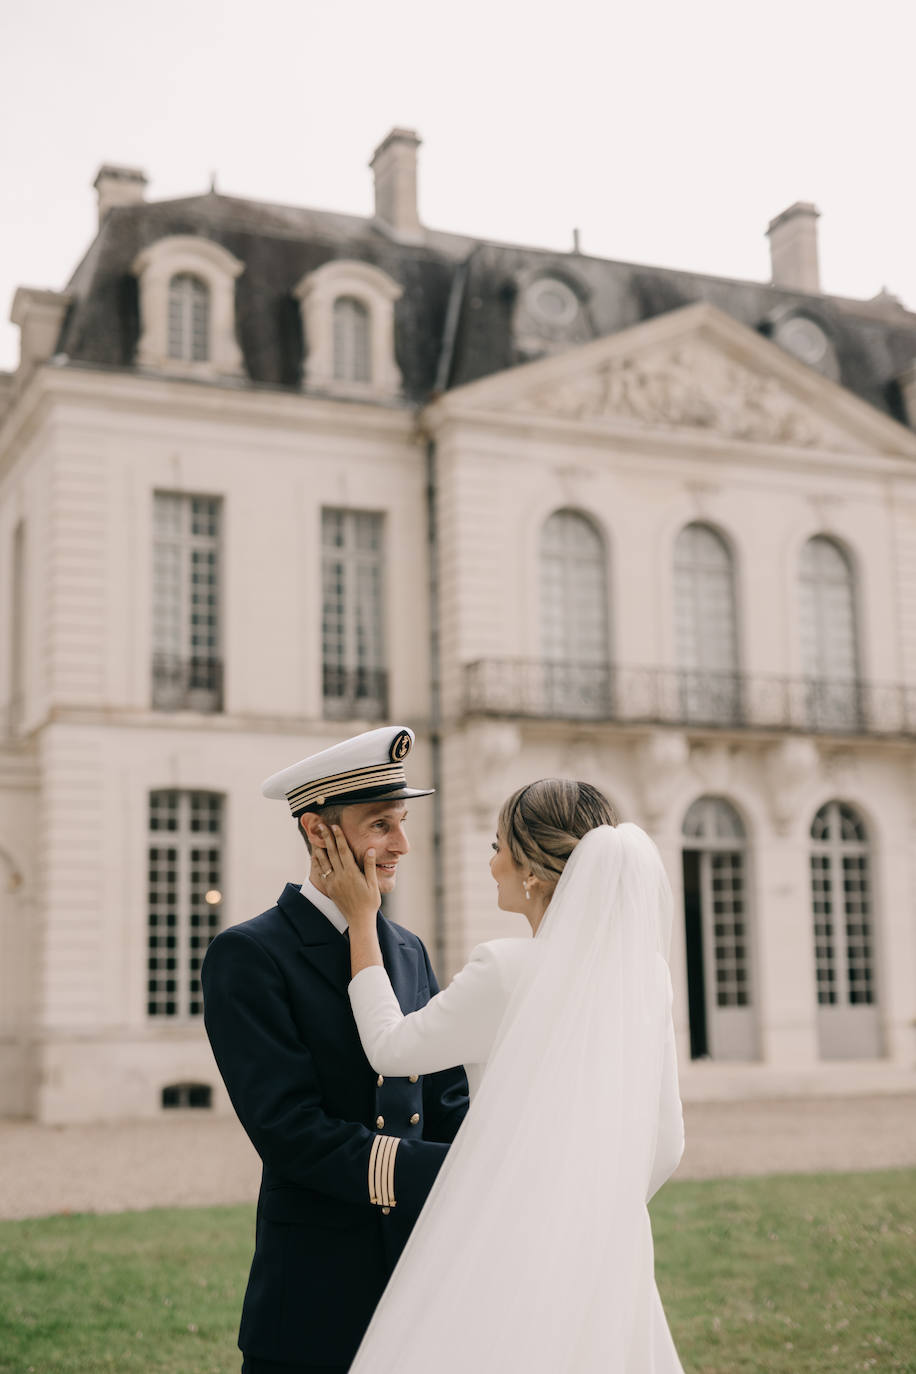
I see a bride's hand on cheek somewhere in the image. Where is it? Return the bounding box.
[319,824,380,926]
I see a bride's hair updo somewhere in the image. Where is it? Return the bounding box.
[498,779,618,884]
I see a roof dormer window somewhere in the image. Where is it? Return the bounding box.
[294,260,403,401]
[333,296,371,383]
[168,274,210,363]
[764,306,839,382]
[132,236,245,378]
[512,269,593,363]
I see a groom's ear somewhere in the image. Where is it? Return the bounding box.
[300,812,320,847]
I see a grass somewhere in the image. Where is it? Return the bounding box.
[0,1171,913,1373]
[652,1170,916,1373]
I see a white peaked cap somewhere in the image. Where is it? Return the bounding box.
[261,725,434,818]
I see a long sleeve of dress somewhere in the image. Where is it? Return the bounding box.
[349,942,517,1077]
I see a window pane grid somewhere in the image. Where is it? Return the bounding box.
[322,509,386,718]
[799,538,860,728]
[674,524,740,722]
[148,791,223,1020]
[168,274,210,363]
[709,850,748,1007]
[153,492,222,711]
[810,802,874,1008]
[333,297,371,383]
[540,510,610,717]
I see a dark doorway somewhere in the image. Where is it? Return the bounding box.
[682,849,708,1058]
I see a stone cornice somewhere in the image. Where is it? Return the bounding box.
[421,401,916,486]
[0,362,419,480]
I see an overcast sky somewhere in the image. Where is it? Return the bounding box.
[2,0,913,372]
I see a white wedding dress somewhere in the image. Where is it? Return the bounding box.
[348,824,686,1373]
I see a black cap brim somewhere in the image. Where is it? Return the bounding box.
[294,783,434,816]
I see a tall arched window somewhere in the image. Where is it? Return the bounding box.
[799,537,861,729]
[168,273,210,362]
[540,509,610,718]
[681,797,757,1061]
[674,523,740,724]
[810,801,880,1059]
[333,297,371,383]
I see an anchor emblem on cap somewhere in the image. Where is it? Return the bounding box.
[389,730,412,762]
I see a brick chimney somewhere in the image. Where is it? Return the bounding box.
[93,164,148,227]
[370,128,422,239]
[766,202,821,293]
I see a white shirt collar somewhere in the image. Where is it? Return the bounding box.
[301,876,349,935]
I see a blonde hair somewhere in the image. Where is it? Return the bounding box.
[497,779,618,884]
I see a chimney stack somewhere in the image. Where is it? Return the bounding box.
[766,202,821,293]
[370,128,422,239]
[93,164,148,227]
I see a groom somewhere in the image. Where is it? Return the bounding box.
[202,726,469,1374]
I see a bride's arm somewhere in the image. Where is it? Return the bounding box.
[348,945,508,1076]
[317,820,508,1075]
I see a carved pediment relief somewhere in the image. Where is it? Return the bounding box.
[438,303,916,458]
[509,339,856,451]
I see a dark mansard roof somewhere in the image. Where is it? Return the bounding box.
[55,189,916,425]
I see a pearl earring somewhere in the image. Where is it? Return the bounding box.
[523,882,531,900]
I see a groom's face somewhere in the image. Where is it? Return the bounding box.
[338,800,410,895]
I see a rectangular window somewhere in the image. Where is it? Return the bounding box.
[152,493,222,711]
[321,509,387,719]
[9,520,25,732]
[147,790,223,1019]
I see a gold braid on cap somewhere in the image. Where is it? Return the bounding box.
[286,762,406,817]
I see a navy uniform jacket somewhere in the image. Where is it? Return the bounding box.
[202,883,469,1367]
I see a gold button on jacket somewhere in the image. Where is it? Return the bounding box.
[408,1074,419,1083]
[376,1074,384,1087]
[409,1112,420,1125]
[375,1115,384,1129]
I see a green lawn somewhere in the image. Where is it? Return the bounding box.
[0,1171,913,1373]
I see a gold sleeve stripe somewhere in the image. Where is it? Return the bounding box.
[378,1136,395,1207]
[384,1135,399,1208]
[368,1134,400,1208]
[368,1135,383,1205]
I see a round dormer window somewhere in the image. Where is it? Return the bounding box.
[525,277,579,329]
[774,315,829,367]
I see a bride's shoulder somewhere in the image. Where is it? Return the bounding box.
[465,937,539,987]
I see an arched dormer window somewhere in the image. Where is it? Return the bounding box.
[333,297,371,383]
[132,236,245,377]
[168,273,209,362]
[293,260,403,400]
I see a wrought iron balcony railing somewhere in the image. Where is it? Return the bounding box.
[152,655,223,713]
[463,660,916,738]
[322,666,388,722]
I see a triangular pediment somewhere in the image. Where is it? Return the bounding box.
[435,303,916,459]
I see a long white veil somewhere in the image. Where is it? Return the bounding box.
[350,823,682,1373]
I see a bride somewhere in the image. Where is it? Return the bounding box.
[316,778,686,1373]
